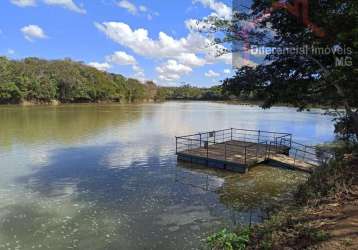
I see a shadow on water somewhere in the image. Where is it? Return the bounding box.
[0,104,144,149]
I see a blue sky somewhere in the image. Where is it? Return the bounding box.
[0,0,253,87]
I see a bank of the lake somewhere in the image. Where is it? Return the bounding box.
[0,102,335,249]
[207,143,358,250]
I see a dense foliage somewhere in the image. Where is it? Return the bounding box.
[158,84,229,101]
[0,57,232,104]
[0,57,158,104]
[209,0,358,139]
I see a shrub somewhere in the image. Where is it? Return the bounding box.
[0,82,22,104]
[206,228,250,250]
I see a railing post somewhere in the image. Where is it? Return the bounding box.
[265,141,268,160]
[231,128,233,141]
[206,141,209,166]
[175,137,178,154]
[268,142,271,158]
[244,147,247,165]
[256,130,260,161]
[200,133,202,148]
[225,142,227,160]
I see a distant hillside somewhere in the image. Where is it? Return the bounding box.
[0,57,159,104]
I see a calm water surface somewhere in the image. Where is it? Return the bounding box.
[0,102,335,249]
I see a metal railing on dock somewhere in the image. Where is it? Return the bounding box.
[176,128,292,166]
[281,138,333,167]
[176,128,334,173]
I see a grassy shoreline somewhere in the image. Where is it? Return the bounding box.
[207,144,358,249]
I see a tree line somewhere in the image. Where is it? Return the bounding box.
[156,84,229,101]
[0,57,233,104]
[0,57,158,104]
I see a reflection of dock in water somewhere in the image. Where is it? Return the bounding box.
[174,163,309,226]
[173,163,267,226]
[176,128,330,173]
[174,162,227,192]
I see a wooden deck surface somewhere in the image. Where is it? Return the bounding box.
[268,154,316,173]
[178,140,317,173]
[179,140,288,167]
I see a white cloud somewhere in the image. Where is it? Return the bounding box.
[21,25,47,41]
[95,22,210,60]
[43,0,86,14]
[89,51,145,79]
[106,51,137,65]
[10,0,36,7]
[185,18,215,32]
[117,1,157,20]
[132,64,144,75]
[156,60,192,82]
[223,68,231,74]
[139,5,147,12]
[7,49,15,55]
[132,64,141,72]
[205,70,220,77]
[133,70,145,81]
[11,0,86,13]
[105,51,144,77]
[117,0,137,14]
[176,53,206,67]
[193,0,232,19]
[204,43,232,65]
[88,62,111,71]
[95,21,237,82]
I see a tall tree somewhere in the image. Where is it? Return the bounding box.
[208,0,358,139]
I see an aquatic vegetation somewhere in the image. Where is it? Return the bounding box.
[206,228,250,250]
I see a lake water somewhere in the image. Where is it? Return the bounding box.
[0,102,335,250]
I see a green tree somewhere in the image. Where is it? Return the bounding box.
[0,57,157,104]
[207,0,358,139]
[0,83,22,104]
[126,78,146,102]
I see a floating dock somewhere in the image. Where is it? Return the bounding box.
[176,128,323,173]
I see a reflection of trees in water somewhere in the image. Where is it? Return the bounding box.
[0,104,144,148]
